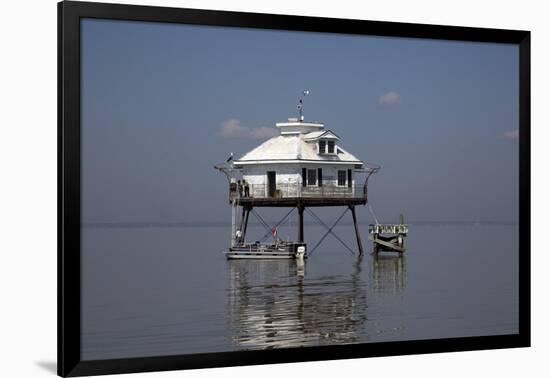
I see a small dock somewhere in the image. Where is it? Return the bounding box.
[368,216,408,254]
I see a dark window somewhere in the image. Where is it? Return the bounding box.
[307,169,317,186]
[318,140,326,154]
[328,140,335,153]
[338,170,346,186]
[318,168,323,187]
[347,169,352,188]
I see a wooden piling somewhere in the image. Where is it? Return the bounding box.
[350,205,364,255]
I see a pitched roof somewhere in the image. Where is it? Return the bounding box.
[234,134,362,165]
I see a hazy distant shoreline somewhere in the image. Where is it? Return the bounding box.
[82,220,518,229]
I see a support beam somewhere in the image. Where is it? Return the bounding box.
[350,205,364,255]
[255,207,295,242]
[242,207,250,241]
[298,205,304,242]
[238,207,246,231]
[307,207,354,256]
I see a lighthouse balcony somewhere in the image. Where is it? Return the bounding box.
[229,182,368,207]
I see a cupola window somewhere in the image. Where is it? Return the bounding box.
[318,140,326,154]
[327,140,335,154]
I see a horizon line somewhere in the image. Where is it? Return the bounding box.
[81,219,519,229]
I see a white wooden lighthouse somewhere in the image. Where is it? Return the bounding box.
[216,91,379,259]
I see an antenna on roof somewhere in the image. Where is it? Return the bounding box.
[297,90,310,122]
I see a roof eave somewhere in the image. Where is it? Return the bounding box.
[234,159,363,166]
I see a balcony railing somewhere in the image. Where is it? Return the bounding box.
[229,182,367,201]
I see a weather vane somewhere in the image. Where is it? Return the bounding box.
[297,90,310,121]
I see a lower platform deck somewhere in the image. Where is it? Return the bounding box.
[225,242,307,259]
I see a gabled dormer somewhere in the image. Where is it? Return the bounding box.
[303,130,341,155]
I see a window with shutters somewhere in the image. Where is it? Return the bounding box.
[307,169,317,186]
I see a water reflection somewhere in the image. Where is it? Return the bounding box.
[226,258,368,349]
[369,254,407,294]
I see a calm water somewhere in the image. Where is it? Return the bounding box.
[81,222,518,360]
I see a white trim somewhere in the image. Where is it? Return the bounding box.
[275,122,324,128]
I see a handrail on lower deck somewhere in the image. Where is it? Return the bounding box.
[229,182,368,201]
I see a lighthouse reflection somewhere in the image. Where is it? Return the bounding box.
[225,257,370,349]
[226,254,407,349]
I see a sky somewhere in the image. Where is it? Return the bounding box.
[80,18,519,224]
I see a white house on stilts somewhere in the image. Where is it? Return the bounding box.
[215,91,379,259]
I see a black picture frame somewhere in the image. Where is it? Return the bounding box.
[58,1,531,376]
